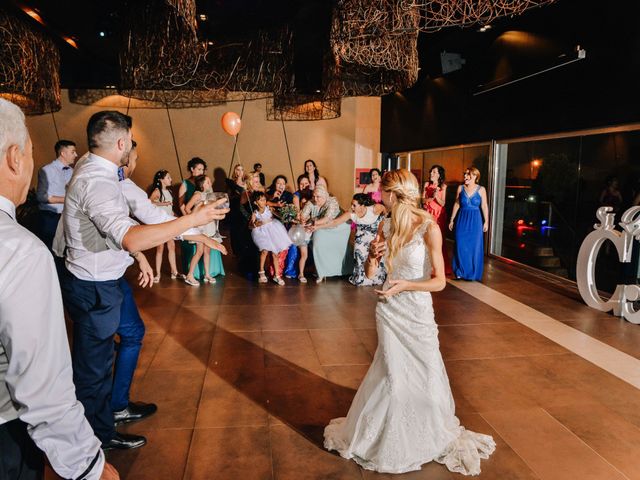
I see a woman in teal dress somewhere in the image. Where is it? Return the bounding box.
[178,157,225,282]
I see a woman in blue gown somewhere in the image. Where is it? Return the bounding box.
[449,166,489,281]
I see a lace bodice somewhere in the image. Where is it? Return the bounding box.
[382,219,433,283]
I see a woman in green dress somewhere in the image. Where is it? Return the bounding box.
[177,157,225,284]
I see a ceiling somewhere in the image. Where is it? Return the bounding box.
[1,0,603,94]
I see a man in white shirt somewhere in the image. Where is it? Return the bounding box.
[0,100,119,479]
[60,110,227,450]
[36,139,76,249]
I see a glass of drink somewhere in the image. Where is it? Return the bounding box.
[210,192,230,209]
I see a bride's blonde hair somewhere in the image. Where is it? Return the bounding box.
[382,169,431,273]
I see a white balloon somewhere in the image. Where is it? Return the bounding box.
[288,224,307,247]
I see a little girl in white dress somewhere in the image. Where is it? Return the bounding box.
[250,191,292,285]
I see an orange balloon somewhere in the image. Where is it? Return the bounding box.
[221,111,242,136]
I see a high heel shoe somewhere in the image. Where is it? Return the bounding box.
[184,276,200,287]
[203,275,216,284]
[298,275,307,284]
[315,276,325,284]
[171,272,185,280]
[258,271,268,283]
[273,276,285,286]
[153,275,160,283]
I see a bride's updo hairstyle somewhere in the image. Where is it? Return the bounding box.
[382,169,431,273]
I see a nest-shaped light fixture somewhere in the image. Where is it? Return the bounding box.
[329,0,420,96]
[0,10,61,114]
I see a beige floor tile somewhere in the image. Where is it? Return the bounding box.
[482,407,628,480]
[184,426,272,480]
[270,423,362,480]
[309,329,372,366]
[108,428,192,480]
[148,330,213,371]
[123,369,205,430]
[195,371,268,428]
[169,305,219,332]
[546,403,640,479]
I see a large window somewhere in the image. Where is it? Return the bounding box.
[491,128,640,292]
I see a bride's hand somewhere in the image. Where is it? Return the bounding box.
[374,279,409,298]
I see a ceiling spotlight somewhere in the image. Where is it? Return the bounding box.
[22,7,45,25]
[478,24,492,32]
[105,85,116,89]
[207,41,214,46]
[63,37,78,49]
[198,14,208,21]
[99,31,106,37]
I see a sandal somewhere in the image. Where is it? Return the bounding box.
[298,275,307,284]
[258,271,268,283]
[153,275,160,283]
[184,276,200,287]
[273,276,285,286]
[203,275,216,284]
[171,272,185,280]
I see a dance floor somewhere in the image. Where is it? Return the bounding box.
[104,257,640,480]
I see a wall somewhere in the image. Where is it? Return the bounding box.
[380,0,640,153]
[25,91,380,207]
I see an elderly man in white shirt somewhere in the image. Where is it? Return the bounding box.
[0,100,119,479]
[60,110,227,451]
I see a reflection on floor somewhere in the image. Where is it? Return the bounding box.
[104,258,640,480]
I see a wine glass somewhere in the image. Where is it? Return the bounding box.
[210,192,230,209]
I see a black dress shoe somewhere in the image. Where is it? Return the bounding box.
[102,432,147,451]
[113,402,158,426]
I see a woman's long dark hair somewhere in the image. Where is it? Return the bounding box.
[429,165,446,188]
[267,175,288,195]
[304,159,320,184]
[153,170,169,202]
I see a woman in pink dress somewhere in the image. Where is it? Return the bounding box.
[423,165,451,274]
[362,168,382,203]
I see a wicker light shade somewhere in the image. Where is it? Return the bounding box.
[0,11,61,115]
[266,94,341,121]
[329,0,419,96]
[416,0,558,32]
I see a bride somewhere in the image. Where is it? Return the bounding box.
[324,169,495,475]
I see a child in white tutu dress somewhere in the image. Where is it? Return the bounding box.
[250,191,292,285]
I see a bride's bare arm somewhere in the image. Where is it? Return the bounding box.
[375,222,446,296]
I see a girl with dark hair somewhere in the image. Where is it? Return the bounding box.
[362,168,383,203]
[293,174,312,213]
[249,191,292,285]
[149,170,181,281]
[313,193,386,286]
[183,175,227,286]
[303,159,328,191]
[423,165,451,274]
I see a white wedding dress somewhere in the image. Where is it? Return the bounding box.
[324,219,495,475]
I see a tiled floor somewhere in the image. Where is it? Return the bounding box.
[106,257,640,480]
